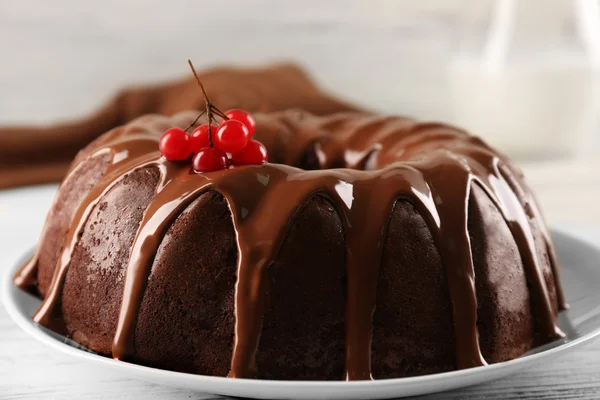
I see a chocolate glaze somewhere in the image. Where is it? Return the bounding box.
[15,110,566,380]
[0,63,359,189]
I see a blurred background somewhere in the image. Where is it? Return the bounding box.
[1,0,599,223]
[2,2,600,397]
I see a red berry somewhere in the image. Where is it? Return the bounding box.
[214,120,250,153]
[159,128,191,161]
[190,124,217,153]
[192,147,229,172]
[231,139,268,165]
[224,109,256,137]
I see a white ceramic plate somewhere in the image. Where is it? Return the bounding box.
[3,229,600,399]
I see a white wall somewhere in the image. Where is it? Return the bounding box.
[0,0,465,124]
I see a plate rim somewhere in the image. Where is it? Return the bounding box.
[3,228,600,398]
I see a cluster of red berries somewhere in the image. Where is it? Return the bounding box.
[158,61,268,172]
[159,109,267,172]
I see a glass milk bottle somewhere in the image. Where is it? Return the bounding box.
[449,0,600,160]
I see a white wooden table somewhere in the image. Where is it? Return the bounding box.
[1,1,600,398]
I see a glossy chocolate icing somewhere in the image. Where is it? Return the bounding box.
[15,110,566,380]
[0,63,359,189]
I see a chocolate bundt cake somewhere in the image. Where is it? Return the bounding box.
[15,110,567,380]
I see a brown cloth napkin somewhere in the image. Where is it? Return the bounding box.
[0,63,359,189]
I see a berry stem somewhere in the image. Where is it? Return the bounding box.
[212,108,230,120]
[184,108,207,132]
[188,59,216,147]
[207,108,214,148]
[188,59,211,108]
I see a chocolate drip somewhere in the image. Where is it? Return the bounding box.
[13,256,39,295]
[420,159,487,369]
[491,166,564,340]
[546,241,568,310]
[112,164,213,359]
[491,158,567,311]
[33,144,160,333]
[507,171,568,311]
[17,110,566,380]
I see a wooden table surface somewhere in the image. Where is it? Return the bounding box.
[1,1,600,398]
